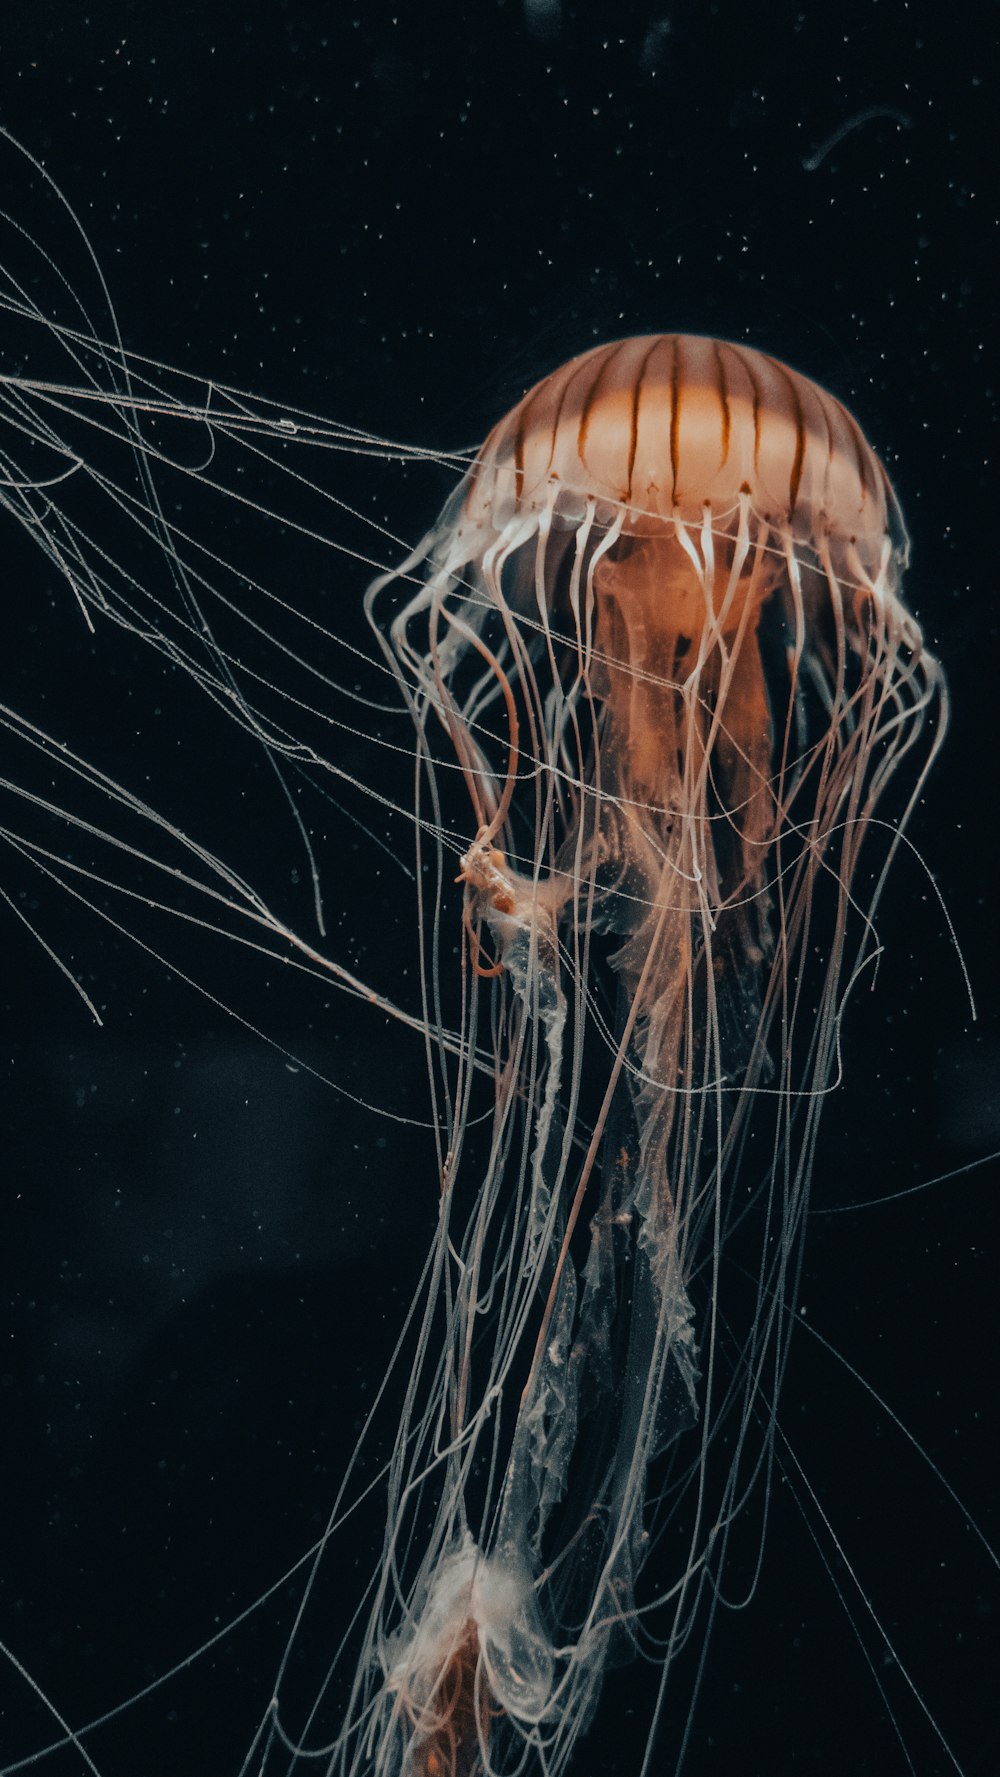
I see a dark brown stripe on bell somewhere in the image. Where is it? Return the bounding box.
[669,334,681,504]
[744,350,763,470]
[544,358,579,485]
[628,338,661,497]
[770,354,807,512]
[512,404,528,503]
[713,339,732,464]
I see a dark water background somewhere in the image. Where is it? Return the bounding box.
[1,3,996,1774]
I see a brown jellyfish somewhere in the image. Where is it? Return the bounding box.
[353,335,943,1777]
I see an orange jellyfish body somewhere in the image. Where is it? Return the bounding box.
[360,337,941,1777]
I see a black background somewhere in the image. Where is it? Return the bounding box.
[1,3,997,1775]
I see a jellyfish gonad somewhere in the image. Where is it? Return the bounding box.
[328,336,943,1777]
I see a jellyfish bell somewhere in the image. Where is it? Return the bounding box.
[453,330,909,586]
[413,335,926,870]
[361,335,943,1775]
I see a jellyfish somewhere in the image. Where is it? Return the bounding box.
[322,334,942,1776]
[0,257,950,1767]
